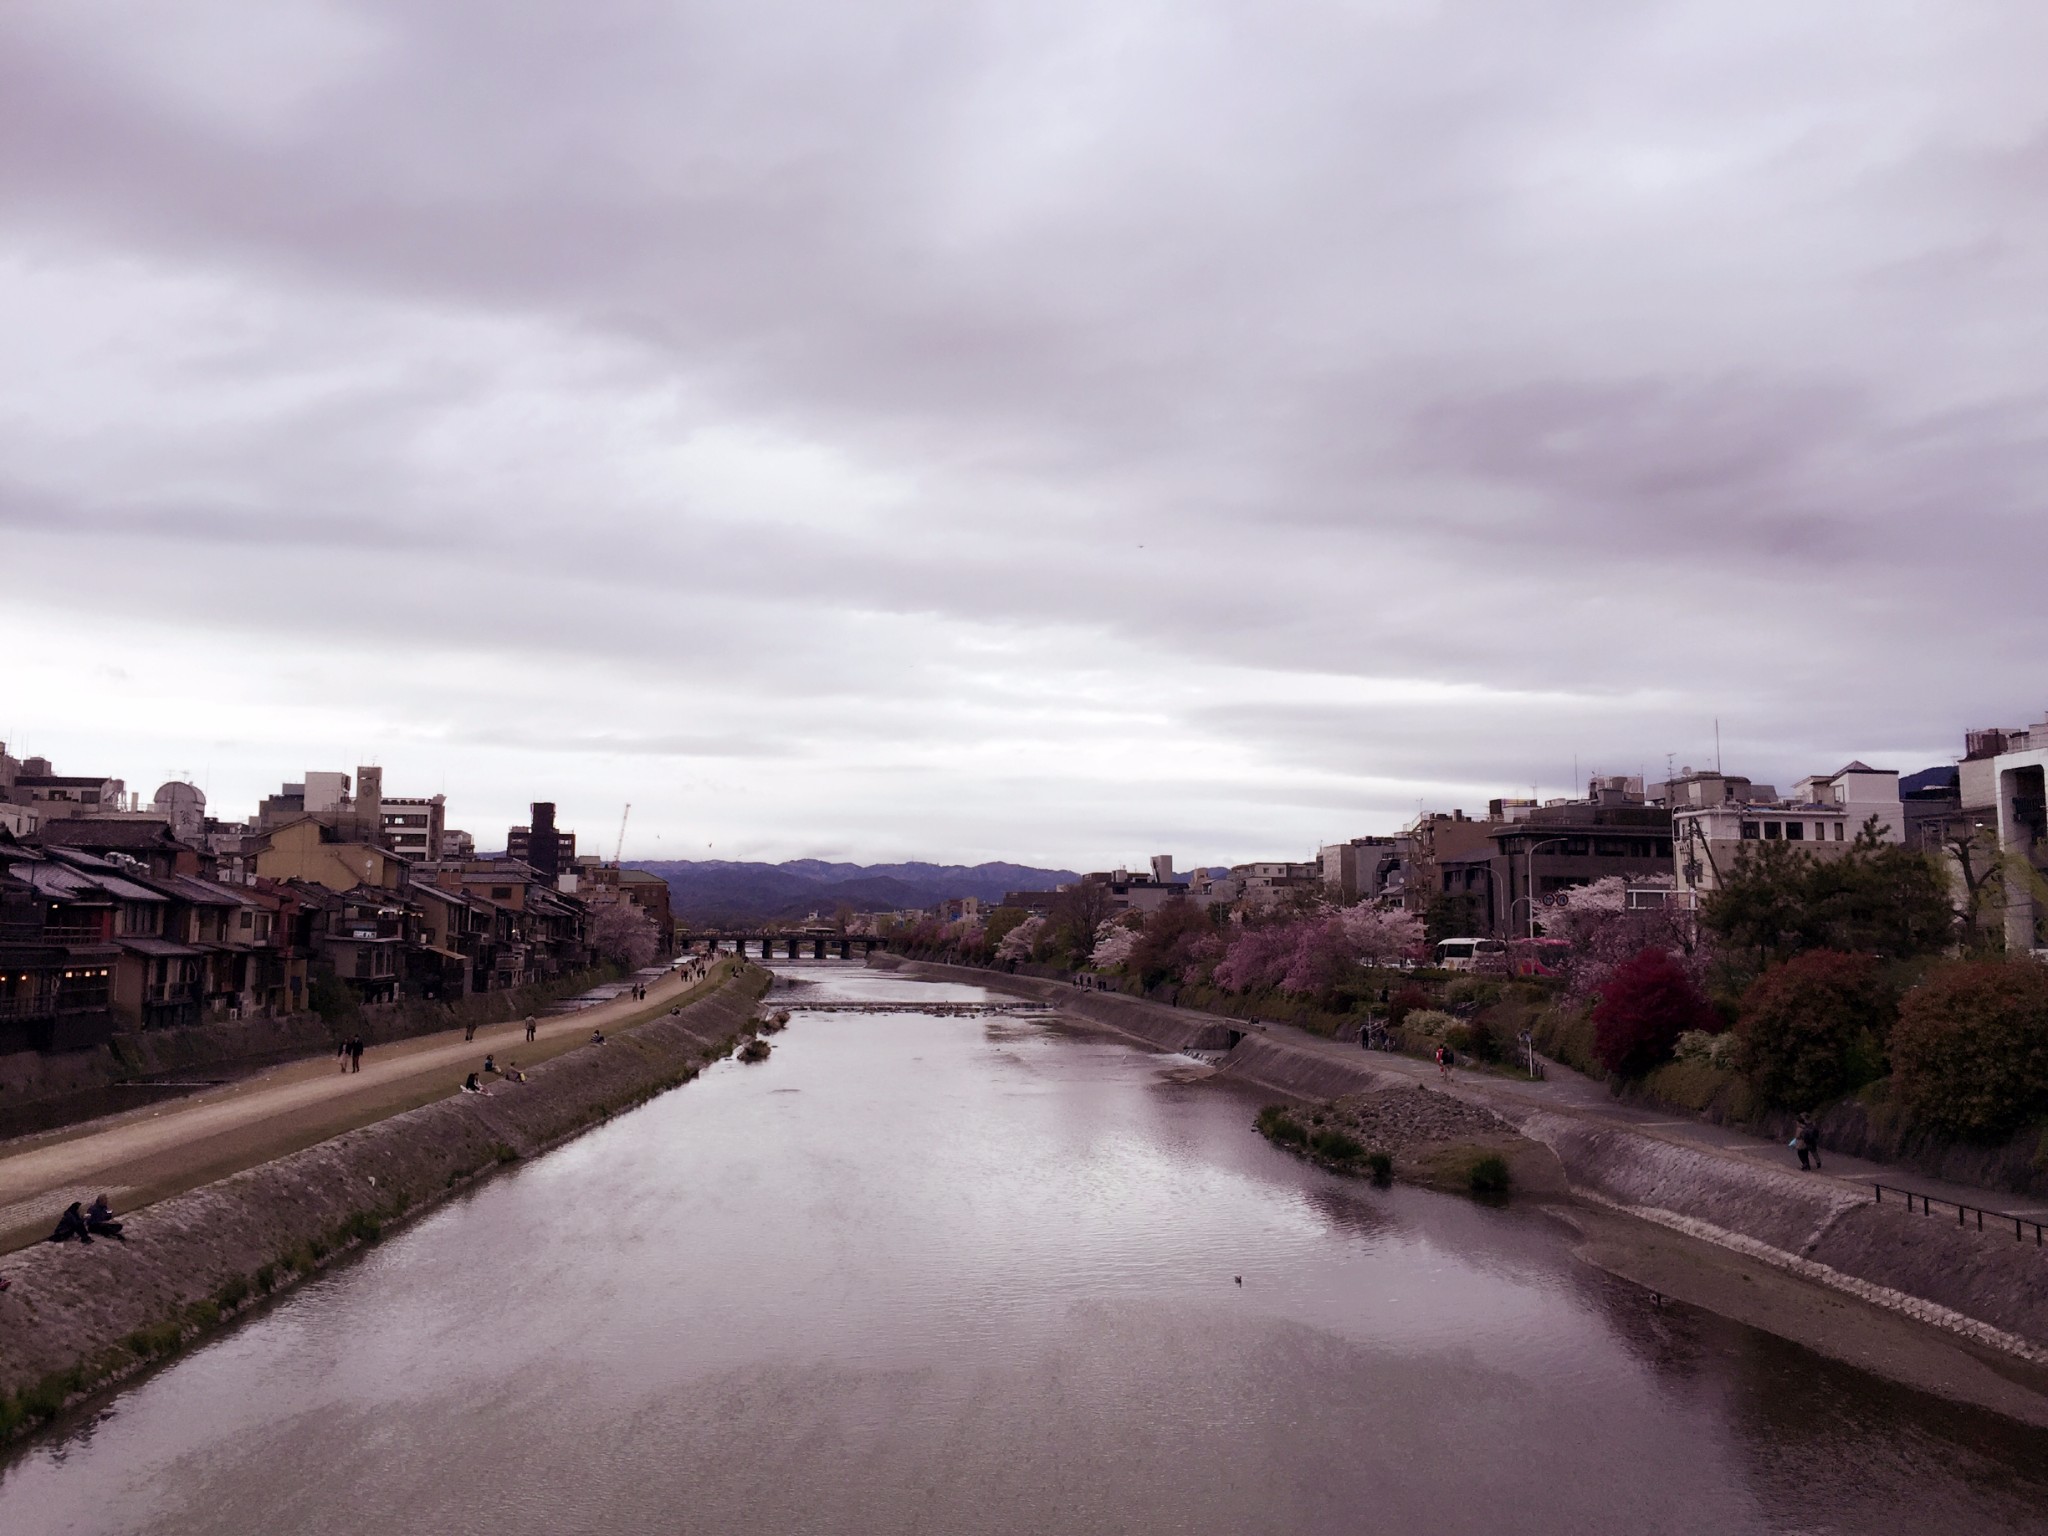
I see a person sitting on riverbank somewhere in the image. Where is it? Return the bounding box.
[591,1028,606,1045]
[85,1194,126,1240]
[483,1054,497,1075]
[462,1072,487,1094]
[47,1202,93,1244]
[500,1059,527,1083]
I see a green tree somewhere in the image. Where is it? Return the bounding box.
[1889,959,2048,1141]
[1704,817,1955,975]
[1735,950,1892,1109]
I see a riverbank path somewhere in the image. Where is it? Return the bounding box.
[0,961,740,1254]
[1231,1008,2048,1226]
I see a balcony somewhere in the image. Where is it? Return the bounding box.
[43,922,109,943]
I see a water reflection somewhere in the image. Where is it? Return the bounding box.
[2,960,2044,1536]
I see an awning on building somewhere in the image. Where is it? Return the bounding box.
[116,936,203,958]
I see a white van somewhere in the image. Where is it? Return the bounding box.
[1433,937,1505,973]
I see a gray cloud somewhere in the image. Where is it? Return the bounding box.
[3,1,2046,863]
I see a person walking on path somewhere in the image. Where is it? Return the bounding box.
[525,1015,537,1043]
[1435,1043,1454,1081]
[464,1020,477,1043]
[349,1036,365,1074]
[1793,1114,1822,1171]
[337,1037,350,1074]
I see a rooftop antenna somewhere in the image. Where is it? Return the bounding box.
[1715,719,1723,774]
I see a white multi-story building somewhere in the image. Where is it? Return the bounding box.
[1671,763,1900,896]
[1957,716,2048,953]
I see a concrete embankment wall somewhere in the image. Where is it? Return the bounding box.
[895,956,2048,1360]
[1212,1036,1404,1102]
[0,969,769,1434]
[1518,1110,2048,1359]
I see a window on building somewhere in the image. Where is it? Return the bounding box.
[240,910,253,928]
[491,886,513,900]
[1833,822,1844,841]
[1785,822,1805,840]
[1741,822,1760,839]
[1764,822,1782,839]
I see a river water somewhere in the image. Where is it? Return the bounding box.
[4,965,2046,1535]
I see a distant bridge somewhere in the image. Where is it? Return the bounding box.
[684,932,882,961]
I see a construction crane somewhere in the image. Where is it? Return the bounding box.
[613,803,631,867]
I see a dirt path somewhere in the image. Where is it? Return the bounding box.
[0,962,739,1253]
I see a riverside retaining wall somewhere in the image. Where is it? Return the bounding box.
[0,968,770,1436]
[1518,1108,2048,1359]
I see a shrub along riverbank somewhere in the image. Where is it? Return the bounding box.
[1253,1090,1529,1196]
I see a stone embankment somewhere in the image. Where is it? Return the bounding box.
[0,966,770,1440]
[1519,1111,2048,1363]
[891,956,2048,1366]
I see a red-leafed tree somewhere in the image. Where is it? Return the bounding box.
[1592,946,1718,1078]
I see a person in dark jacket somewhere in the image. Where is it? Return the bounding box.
[48,1202,92,1244]
[1794,1115,1822,1171]
[85,1194,126,1240]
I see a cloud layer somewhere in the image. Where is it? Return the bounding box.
[3,1,2045,865]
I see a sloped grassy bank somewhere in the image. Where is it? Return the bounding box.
[0,964,772,1443]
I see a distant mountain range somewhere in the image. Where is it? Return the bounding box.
[623,859,1081,924]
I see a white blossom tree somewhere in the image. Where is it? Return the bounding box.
[995,914,1046,962]
[589,897,659,971]
[1339,902,1425,967]
[1091,918,1142,969]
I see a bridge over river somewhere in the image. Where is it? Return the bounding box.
[683,932,884,960]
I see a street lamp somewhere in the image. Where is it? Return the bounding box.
[1520,837,1571,939]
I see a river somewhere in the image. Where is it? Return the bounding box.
[4,964,2045,1535]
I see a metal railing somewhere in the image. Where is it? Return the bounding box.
[1874,1183,2045,1245]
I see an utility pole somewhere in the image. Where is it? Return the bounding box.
[614,803,631,867]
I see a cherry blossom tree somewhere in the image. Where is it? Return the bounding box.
[1340,902,1425,968]
[589,898,659,971]
[1551,876,1709,1006]
[1091,918,1142,970]
[995,914,1046,963]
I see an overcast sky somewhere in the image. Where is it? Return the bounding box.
[3,2,2045,868]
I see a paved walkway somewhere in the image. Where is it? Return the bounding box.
[0,961,733,1254]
